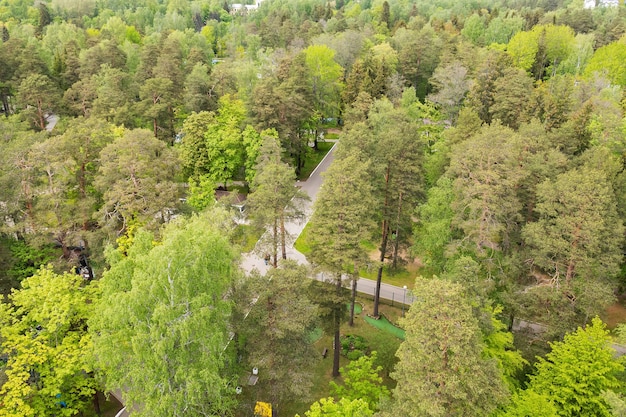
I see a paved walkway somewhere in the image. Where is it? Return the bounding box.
[240,142,415,307]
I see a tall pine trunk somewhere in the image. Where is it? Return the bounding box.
[374,165,392,317]
[280,211,287,260]
[349,270,357,327]
[333,273,342,377]
[373,222,389,318]
[272,218,278,268]
[392,192,403,269]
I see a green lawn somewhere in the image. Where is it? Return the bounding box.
[294,223,312,255]
[298,141,334,180]
[274,298,404,417]
[364,314,406,340]
[359,265,416,289]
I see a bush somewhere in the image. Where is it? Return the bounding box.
[341,334,369,359]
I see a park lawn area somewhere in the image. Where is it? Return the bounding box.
[277,298,404,416]
[298,141,334,180]
[359,265,416,289]
[294,222,312,255]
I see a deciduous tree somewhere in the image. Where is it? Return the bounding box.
[90,211,238,417]
[0,267,99,417]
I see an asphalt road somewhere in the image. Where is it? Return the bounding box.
[240,141,415,307]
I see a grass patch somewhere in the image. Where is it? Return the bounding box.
[325,132,339,139]
[298,141,334,180]
[294,222,312,255]
[364,314,406,340]
[308,327,323,343]
[359,264,415,289]
[231,224,262,253]
[256,298,403,417]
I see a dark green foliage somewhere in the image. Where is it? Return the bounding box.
[340,334,369,360]
[5,239,55,284]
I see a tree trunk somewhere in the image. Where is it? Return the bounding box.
[1,93,9,117]
[280,211,287,260]
[373,221,389,318]
[373,165,392,317]
[92,391,101,415]
[349,270,357,327]
[37,98,46,130]
[153,117,158,137]
[333,273,342,377]
[392,192,403,269]
[272,218,278,268]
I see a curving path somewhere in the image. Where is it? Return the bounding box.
[240,142,415,306]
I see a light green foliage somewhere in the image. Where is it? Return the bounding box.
[484,16,524,45]
[94,128,181,235]
[329,352,389,411]
[186,174,215,212]
[90,211,238,417]
[584,41,626,86]
[298,397,373,417]
[303,44,344,117]
[482,306,527,390]
[506,24,575,77]
[501,389,558,417]
[602,390,626,417]
[412,177,455,273]
[240,261,319,406]
[0,267,99,417]
[528,317,623,417]
[389,277,508,416]
[461,13,485,45]
[506,29,539,72]
[205,94,247,186]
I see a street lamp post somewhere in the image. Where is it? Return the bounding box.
[402,285,407,317]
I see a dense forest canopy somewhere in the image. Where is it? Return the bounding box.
[2,0,626,415]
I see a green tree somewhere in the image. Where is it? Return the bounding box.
[16,74,60,130]
[94,129,181,236]
[139,77,176,142]
[412,177,455,273]
[366,98,423,317]
[247,135,308,266]
[521,167,623,329]
[501,390,558,417]
[308,143,374,376]
[447,123,525,255]
[428,61,471,121]
[387,277,508,417]
[298,397,373,417]
[0,267,99,417]
[584,41,626,87]
[239,261,318,409]
[303,44,343,143]
[491,68,534,129]
[329,352,389,411]
[527,317,623,417]
[90,211,238,417]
